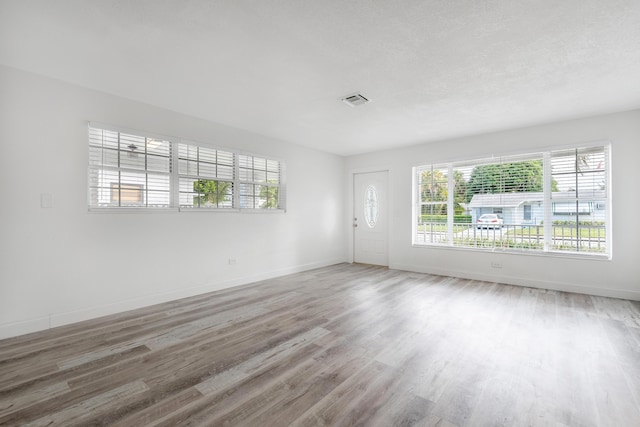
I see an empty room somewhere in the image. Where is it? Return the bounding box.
[1,1,639,426]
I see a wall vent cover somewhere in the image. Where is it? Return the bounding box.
[340,93,370,107]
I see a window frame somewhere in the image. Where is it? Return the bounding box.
[177,142,236,210]
[238,154,286,210]
[88,123,286,213]
[412,141,611,259]
[88,126,174,210]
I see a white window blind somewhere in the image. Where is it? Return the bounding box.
[414,144,610,257]
[550,146,608,253]
[178,143,234,209]
[416,164,449,244]
[88,124,286,212]
[238,154,285,209]
[88,127,172,208]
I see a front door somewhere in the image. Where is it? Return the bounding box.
[353,171,388,266]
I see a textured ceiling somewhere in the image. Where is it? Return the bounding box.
[1,0,639,156]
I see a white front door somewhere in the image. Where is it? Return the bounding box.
[353,171,388,266]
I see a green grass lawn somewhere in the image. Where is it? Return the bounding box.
[503,225,604,239]
[417,223,448,233]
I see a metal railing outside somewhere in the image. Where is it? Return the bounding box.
[416,221,606,253]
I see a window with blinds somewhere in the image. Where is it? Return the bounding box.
[550,146,607,253]
[238,155,284,209]
[178,143,234,209]
[88,124,286,212]
[414,144,610,257]
[416,164,449,244]
[88,127,172,208]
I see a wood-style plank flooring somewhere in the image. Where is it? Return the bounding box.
[1,263,640,426]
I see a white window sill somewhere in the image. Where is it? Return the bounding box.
[88,207,286,214]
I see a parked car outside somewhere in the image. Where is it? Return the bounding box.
[477,214,503,229]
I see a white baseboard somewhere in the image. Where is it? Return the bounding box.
[0,257,347,340]
[0,316,51,340]
[391,263,640,301]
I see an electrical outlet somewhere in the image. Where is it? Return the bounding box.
[228,258,237,265]
[491,262,502,269]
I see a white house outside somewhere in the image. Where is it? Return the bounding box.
[467,191,606,225]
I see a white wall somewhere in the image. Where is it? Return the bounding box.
[0,66,347,339]
[2,64,638,341]
[346,110,640,300]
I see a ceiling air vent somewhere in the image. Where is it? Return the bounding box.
[340,93,370,107]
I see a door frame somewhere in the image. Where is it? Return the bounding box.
[349,167,391,265]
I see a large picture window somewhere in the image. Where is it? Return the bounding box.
[88,124,285,212]
[414,144,610,257]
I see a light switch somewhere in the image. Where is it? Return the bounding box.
[40,193,54,208]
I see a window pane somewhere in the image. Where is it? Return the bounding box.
[179,178,196,193]
[89,146,119,167]
[239,168,252,181]
[237,154,282,209]
[217,165,234,180]
[146,190,170,207]
[96,169,119,187]
[179,177,199,207]
[176,143,237,208]
[551,147,606,197]
[253,169,267,183]
[111,183,144,206]
[267,171,280,182]
[198,146,217,163]
[147,155,171,173]
[198,161,217,177]
[146,138,171,156]
[179,159,198,176]
[147,174,170,191]
[119,150,146,170]
[89,128,119,149]
[240,183,255,208]
[418,166,448,203]
[179,143,197,160]
[238,155,251,168]
[218,150,234,166]
[90,126,285,211]
[180,178,233,208]
[267,159,279,173]
[119,133,145,152]
[179,191,196,207]
[253,157,266,170]
[415,146,608,256]
[551,214,606,254]
[240,195,255,209]
[263,186,279,209]
[417,204,448,244]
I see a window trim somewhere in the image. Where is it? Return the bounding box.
[412,140,611,259]
[88,122,286,213]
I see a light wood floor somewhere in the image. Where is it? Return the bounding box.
[1,264,639,426]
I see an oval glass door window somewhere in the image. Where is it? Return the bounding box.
[364,185,379,228]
